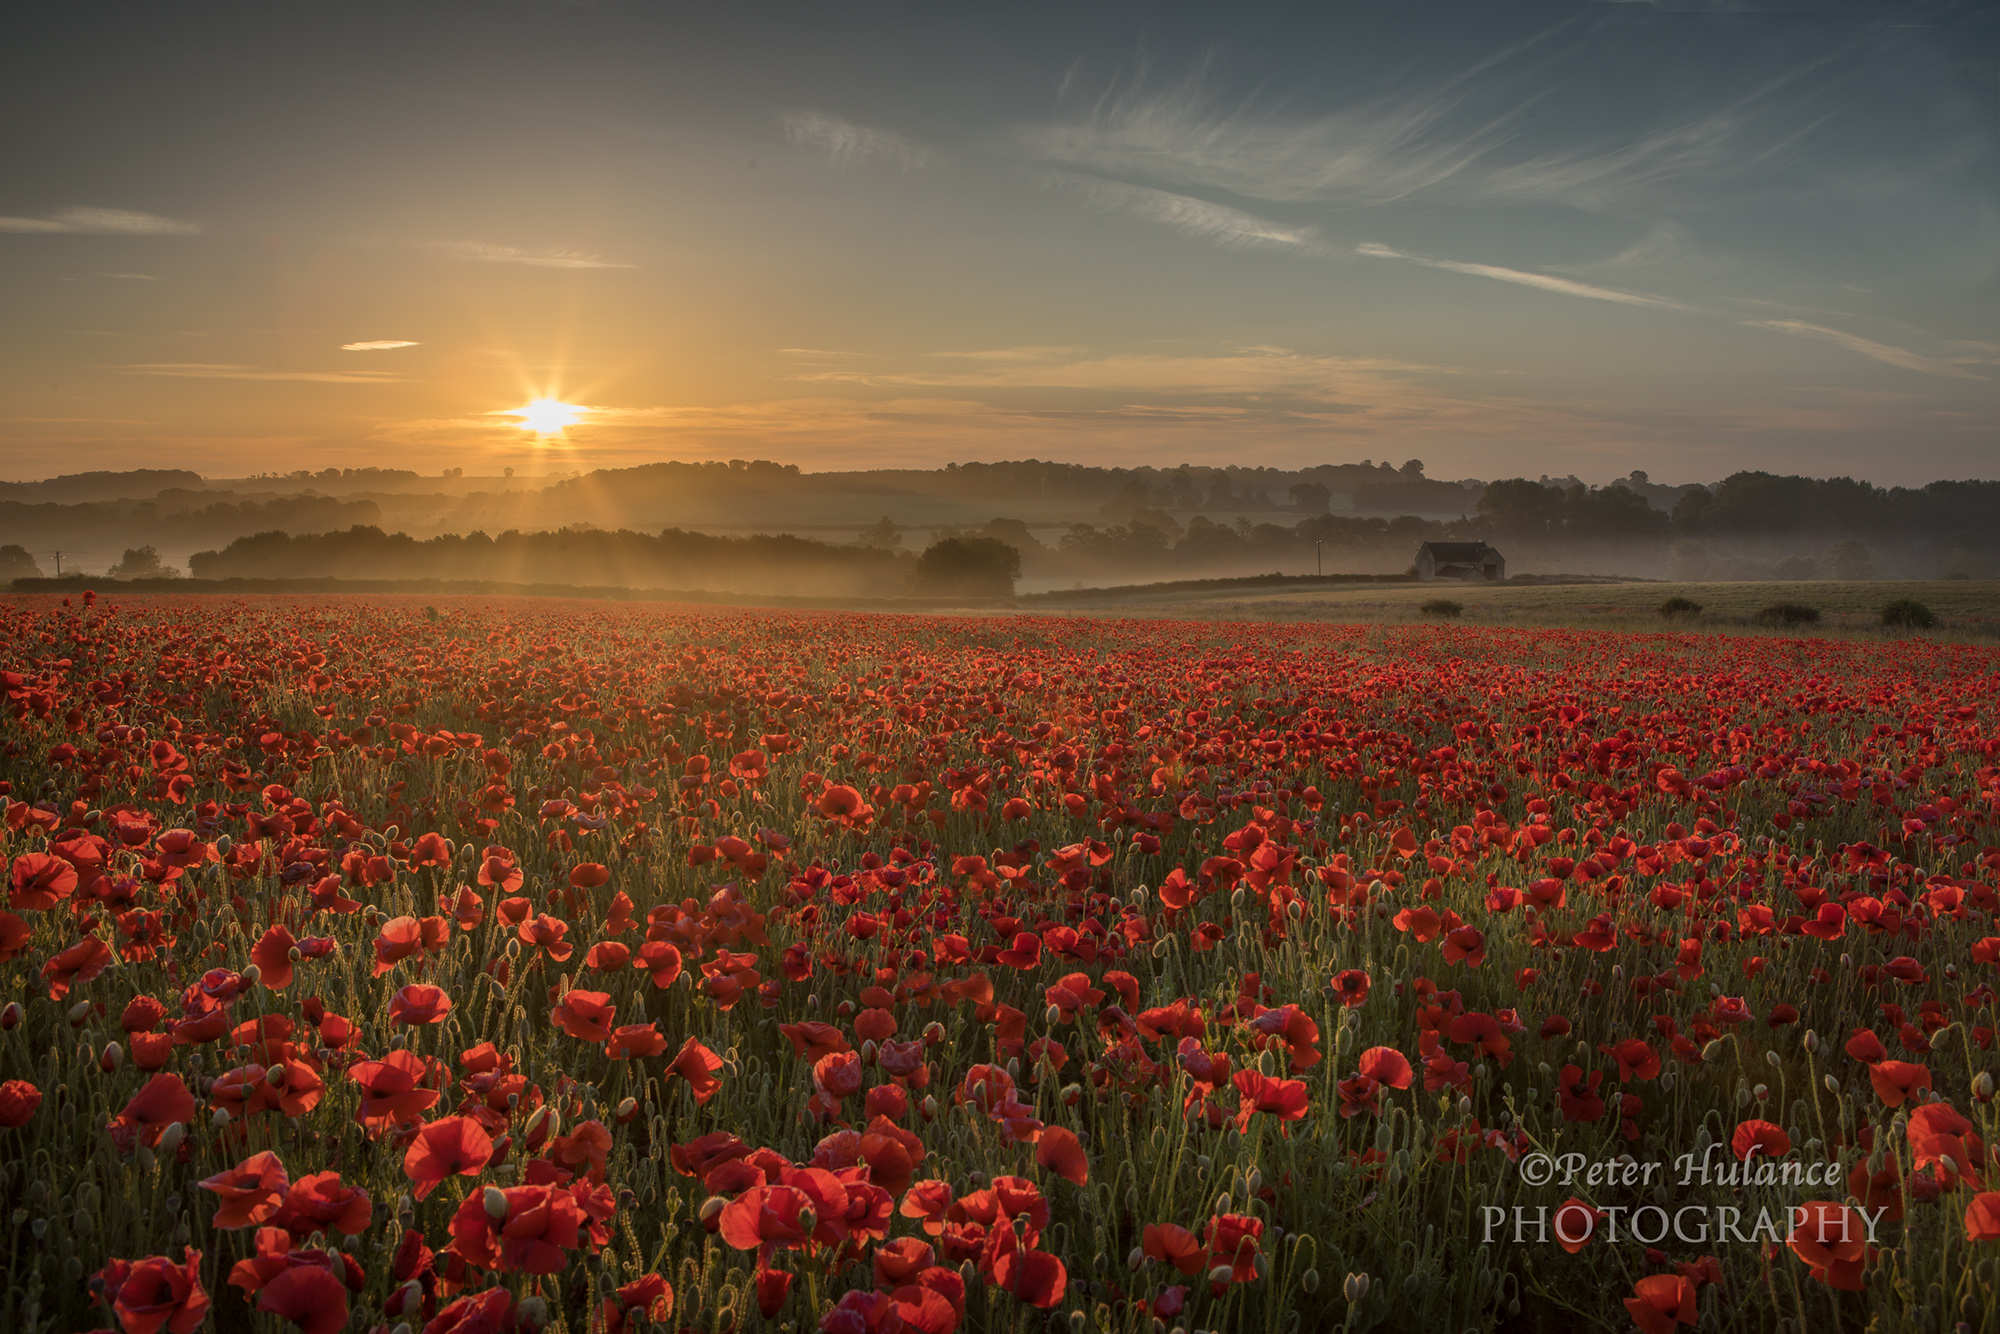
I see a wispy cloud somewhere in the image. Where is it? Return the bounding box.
[120,363,402,383]
[435,241,630,269]
[1356,242,1690,310]
[341,340,419,351]
[1745,320,1982,380]
[791,344,1440,395]
[1020,38,1863,219]
[1047,174,1320,251]
[783,111,930,170]
[100,272,163,281]
[0,206,202,235]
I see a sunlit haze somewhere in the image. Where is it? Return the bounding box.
[0,2,1993,483]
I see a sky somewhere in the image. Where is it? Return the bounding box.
[0,0,1994,485]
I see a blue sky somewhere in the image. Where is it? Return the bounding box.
[0,0,1992,483]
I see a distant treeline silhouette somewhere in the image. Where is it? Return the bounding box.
[190,526,914,597]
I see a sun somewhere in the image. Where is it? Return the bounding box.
[511,397,587,434]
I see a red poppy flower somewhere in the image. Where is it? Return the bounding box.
[250,924,298,990]
[1965,1192,2000,1242]
[9,852,78,910]
[0,1079,42,1127]
[404,1116,495,1201]
[275,1172,371,1238]
[200,1150,290,1229]
[1558,1065,1605,1123]
[1204,1212,1263,1285]
[449,1183,584,1273]
[1731,1119,1791,1161]
[114,1073,197,1147]
[1554,1197,1606,1253]
[42,934,113,999]
[1788,1201,1869,1290]
[95,1248,211,1334]
[1034,1125,1089,1185]
[606,1023,667,1059]
[1623,1274,1697,1334]
[388,983,452,1026]
[1869,1059,1932,1107]
[348,1049,441,1130]
[1143,1223,1206,1276]
[666,1037,724,1104]
[551,989,616,1042]
[718,1184,814,1263]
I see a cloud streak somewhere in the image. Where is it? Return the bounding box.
[0,206,201,235]
[1745,320,1981,380]
[341,340,419,351]
[783,110,930,170]
[120,363,402,383]
[1047,174,1319,251]
[435,241,630,268]
[1356,242,1690,310]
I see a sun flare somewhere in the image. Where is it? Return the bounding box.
[511,397,587,434]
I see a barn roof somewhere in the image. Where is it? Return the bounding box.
[1417,542,1499,561]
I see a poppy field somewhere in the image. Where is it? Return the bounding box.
[4,592,2000,1334]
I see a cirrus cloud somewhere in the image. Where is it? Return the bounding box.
[0,206,201,235]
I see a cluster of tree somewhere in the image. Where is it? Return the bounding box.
[0,469,205,504]
[0,494,381,578]
[185,525,1018,599]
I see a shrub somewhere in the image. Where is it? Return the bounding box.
[1880,599,1936,630]
[1420,598,1463,618]
[909,536,1021,598]
[1753,602,1820,626]
[1657,596,1703,618]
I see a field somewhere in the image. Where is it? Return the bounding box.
[1042,578,2000,641]
[2,592,1998,1334]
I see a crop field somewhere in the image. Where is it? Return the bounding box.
[1047,579,2000,641]
[2,592,1998,1334]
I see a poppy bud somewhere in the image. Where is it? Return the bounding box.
[241,964,261,986]
[1045,1005,1063,1028]
[266,1065,286,1088]
[616,1096,637,1122]
[922,1022,945,1045]
[699,1196,727,1222]
[1302,1268,1320,1294]
[797,1205,816,1234]
[1128,1247,1145,1272]
[210,1108,231,1127]
[136,1145,155,1172]
[215,835,232,855]
[68,1001,93,1028]
[1765,1050,1780,1068]
[159,1122,185,1154]
[1974,1071,1994,1102]
[1216,1191,1232,1214]
[484,1186,509,1219]
[99,1042,123,1073]
[0,1002,20,1030]
[288,946,302,963]
[516,1296,548,1332]
[1210,1264,1235,1286]
[861,1040,878,1065]
[1343,1272,1370,1303]
[1700,1039,1726,1063]
[1245,1168,1262,1194]
[1802,1030,1818,1053]
[920,1095,938,1121]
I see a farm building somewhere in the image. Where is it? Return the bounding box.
[1415,541,1505,582]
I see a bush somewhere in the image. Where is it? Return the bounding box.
[1880,598,1936,630]
[908,537,1021,598]
[1753,602,1820,626]
[1657,596,1703,618]
[1420,598,1463,618]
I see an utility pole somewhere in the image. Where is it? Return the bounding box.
[1315,539,1322,578]
[53,551,61,576]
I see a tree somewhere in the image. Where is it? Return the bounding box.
[1399,459,1426,479]
[1826,540,1874,581]
[1671,487,1716,536]
[0,545,43,581]
[1477,479,1566,540]
[108,545,180,579]
[855,516,903,551]
[909,537,1020,597]
[1288,481,1331,515]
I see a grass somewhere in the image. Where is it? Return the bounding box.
[1033,578,2000,641]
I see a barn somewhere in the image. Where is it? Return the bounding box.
[1415,541,1505,582]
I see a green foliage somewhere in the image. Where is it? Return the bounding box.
[0,543,43,582]
[1420,598,1463,618]
[1752,602,1821,625]
[1657,596,1703,618]
[1879,598,1936,630]
[908,536,1021,597]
